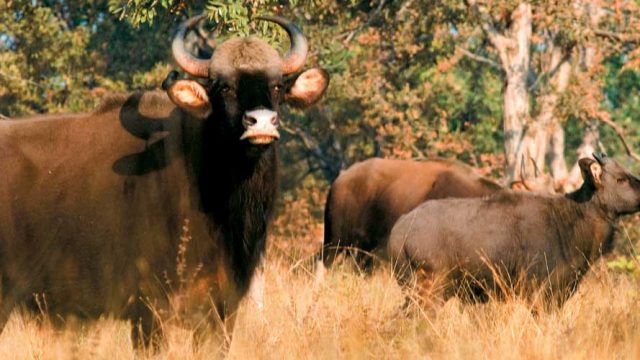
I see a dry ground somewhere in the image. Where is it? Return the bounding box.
[0,255,638,360]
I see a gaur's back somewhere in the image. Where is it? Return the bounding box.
[386,185,618,303]
[388,192,560,274]
[0,92,203,317]
[322,158,502,267]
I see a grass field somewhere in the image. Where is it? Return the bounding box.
[0,253,638,360]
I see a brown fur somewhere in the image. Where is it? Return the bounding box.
[211,37,282,78]
[321,158,502,268]
[0,92,249,338]
[387,156,640,305]
[0,16,330,344]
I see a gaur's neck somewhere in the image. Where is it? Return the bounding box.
[565,182,595,203]
[567,182,619,220]
[554,196,617,263]
[183,117,279,291]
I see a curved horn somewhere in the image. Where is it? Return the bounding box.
[197,20,217,50]
[172,15,211,78]
[256,15,308,75]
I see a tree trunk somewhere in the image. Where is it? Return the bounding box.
[513,29,571,188]
[547,121,568,183]
[562,1,605,191]
[501,3,532,182]
[468,1,573,186]
[540,45,572,186]
[565,121,599,190]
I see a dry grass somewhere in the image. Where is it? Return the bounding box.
[0,256,638,360]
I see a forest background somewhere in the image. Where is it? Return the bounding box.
[2,0,640,257]
[2,1,640,358]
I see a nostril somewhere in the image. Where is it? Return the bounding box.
[270,116,279,125]
[243,115,257,127]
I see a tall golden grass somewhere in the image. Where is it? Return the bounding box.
[0,253,638,360]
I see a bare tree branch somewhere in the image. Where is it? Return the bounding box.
[593,29,640,44]
[456,46,501,70]
[596,116,640,162]
[410,143,428,160]
[290,165,320,186]
[0,71,42,88]
[280,123,342,181]
[395,0,415,20]
[465,0,514,66]
[528,51,572,91]
[342,0,387,44]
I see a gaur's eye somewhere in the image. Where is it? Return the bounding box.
[273,84,282,93]
[617,177,628,184]
[220,85,231,93]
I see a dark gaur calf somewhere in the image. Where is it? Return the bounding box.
[0,15,328,343]
[387,154,640,304]
[318,158,503,271]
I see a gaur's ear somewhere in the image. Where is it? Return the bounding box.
[166,79,212,118]
[579,158,603,188]
[285,68,329,108]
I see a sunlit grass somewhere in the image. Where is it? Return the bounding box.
[0,255,638,359]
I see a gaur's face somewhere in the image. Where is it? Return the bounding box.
[578,155,640,215]
[211,71,284,147]
[599,159,640,215]
[164,15,330,150]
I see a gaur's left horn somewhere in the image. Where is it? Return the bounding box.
[172,15,212,78]
[256,15,308,75]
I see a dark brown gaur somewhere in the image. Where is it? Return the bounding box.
[0,14,329,344]
[387,154,640,305]
[318,158,503,271]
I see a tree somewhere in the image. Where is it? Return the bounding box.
[3,0,639,232]
[0,0,177,116]
[461,0,640,188]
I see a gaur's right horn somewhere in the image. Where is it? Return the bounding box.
[256,15,309,75]
[172,15,212,78]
